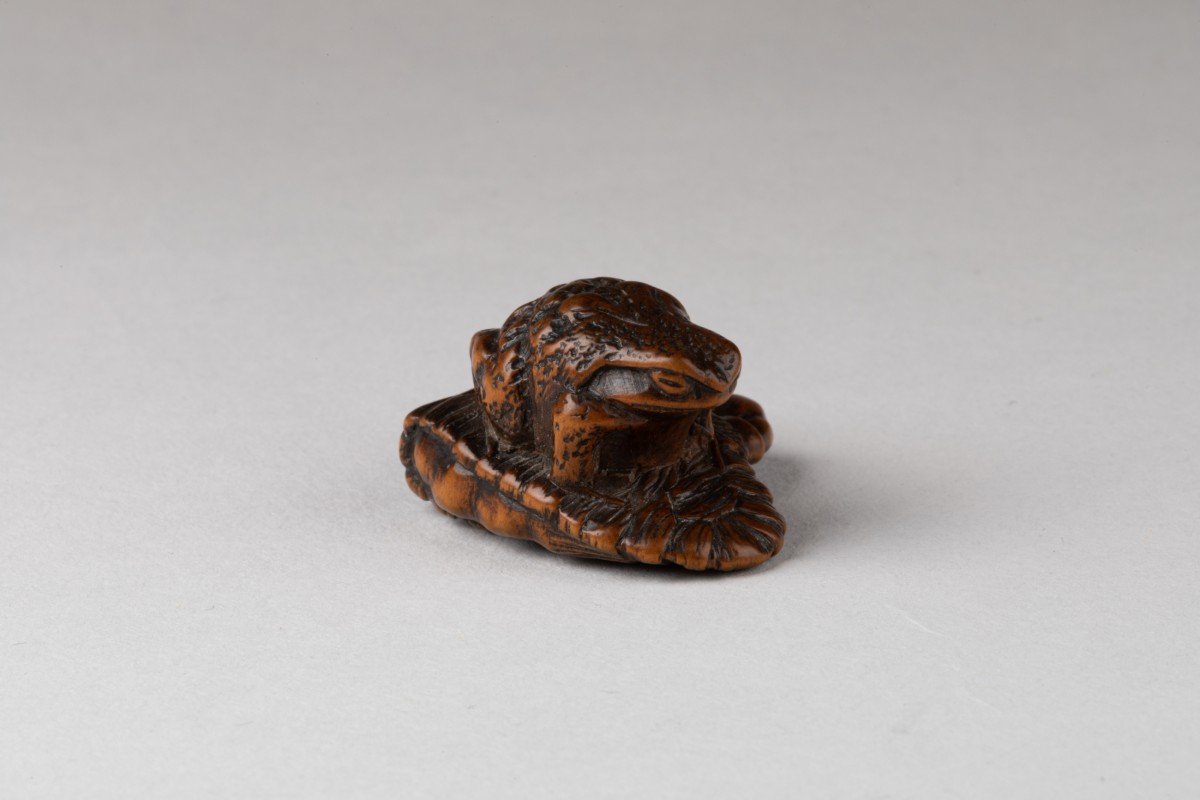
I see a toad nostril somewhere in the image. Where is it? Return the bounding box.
[650,370,691,395]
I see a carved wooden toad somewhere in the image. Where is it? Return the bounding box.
[400,278,785,571]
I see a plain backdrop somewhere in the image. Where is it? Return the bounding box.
[2,1,1198,798]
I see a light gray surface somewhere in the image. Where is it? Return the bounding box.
[3,2,1198,797]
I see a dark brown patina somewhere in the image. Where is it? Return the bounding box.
[401,277,784,571]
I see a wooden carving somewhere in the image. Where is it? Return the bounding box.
[400,278,785,571]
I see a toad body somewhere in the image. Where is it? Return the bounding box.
[401,276,783,571]
[471,278,743,491]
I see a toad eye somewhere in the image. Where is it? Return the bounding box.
[650,370,691,396]
[585,367,651,397]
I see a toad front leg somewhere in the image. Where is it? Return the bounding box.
[550,392,700,491]
[549,392,625,487]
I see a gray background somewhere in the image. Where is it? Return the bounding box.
[2,1,1198,797]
